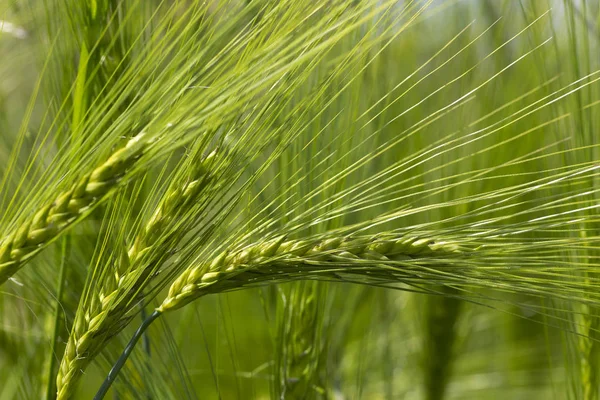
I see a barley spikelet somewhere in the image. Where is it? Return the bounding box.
[158,234,463,313]
[56,151,216,399]
[0,133,148,286]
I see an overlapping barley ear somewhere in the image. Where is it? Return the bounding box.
[157,234,465,313]
[56,150,217,399]
[0,133,150,286]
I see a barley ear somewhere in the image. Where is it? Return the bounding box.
[157,234,464,313]
[0,133,148,286]
[98,233,464,398]
[56,149,216,399]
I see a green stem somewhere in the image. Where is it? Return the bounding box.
[423,287,463,400]
[94,310,161,400]
[44,235,70,400]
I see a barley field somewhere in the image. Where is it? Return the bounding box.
[1,0,600,399]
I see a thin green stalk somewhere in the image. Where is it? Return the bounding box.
[94,310,161,400]
[278,281,326,399]
[422,286,462,400]
[578,248,600,400]
[139,303,152,357]
[579,307,599,400]
[43,235,71,400]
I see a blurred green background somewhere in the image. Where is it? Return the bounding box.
[2,0,600,399]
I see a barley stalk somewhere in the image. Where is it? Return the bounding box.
[422,286,462,400]
[579,309,599,400]
[578,279,600,400]
[158,234,464,313]
[56,150,216,399]
[0,133,149,286]
[574,226,600,400]
[279,281,326,399]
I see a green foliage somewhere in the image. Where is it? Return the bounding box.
[2,0,600,399]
